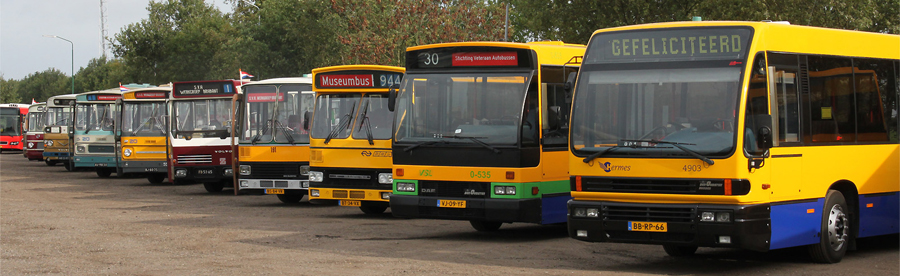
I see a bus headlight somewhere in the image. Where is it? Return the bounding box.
[586,208,599,218]
[240,180,249,187]
[310,189,320,197]
[573,208,587,217]
[494,185,516,195]
[378,173,393,184]
[28,142,34,148]
[46,140,53,147]
[175,169,187,178]
[309,171,323,182]
[396,182,415,192]
[716,211,732,222]
[76,145,85,153]
[123,148,133,157]
[701,212,715,222]
[239,165,251,175]
[299,165,309,176]
[381,192,392,199]
[10,141,19,145]
[224,168,233,176]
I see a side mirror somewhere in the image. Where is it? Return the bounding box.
[547,106,561,130]
[115,98,123,105]
[387,86,398,112]
[302,111,312,130]
[564,72,578,93]
[752,114,773,150]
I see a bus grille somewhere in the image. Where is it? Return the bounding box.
[323,169,377,187]
[0,142,7,145]
[88,145,115,153]
[177,154,212,164]
[418,181,489,198]
[260,180,289,188]
[603,205,695,223]
[249,163,301,179]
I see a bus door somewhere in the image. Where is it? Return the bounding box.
[539,66,577,180]
[766,53,805,203]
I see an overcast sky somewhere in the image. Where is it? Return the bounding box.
[0,0,233,80]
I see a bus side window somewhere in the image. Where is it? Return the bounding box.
[744,53,770,155]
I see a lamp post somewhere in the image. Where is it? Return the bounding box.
[43,35,74,94]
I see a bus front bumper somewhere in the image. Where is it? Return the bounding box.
[172,165,233,183]
[43,151,70,160]
[238,178,309,195]
[308,187,391,204]
[390,195,542,223]
[121,160,168,174]
[566,200,771,252]
[74,156,116,168]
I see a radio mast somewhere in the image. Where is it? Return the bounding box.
[99,0,108,57]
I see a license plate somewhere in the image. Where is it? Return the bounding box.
[58,157,69,160]
[628,221,667,232]
[94,163,108,167]
[437,199,466,208]
[197,169,214,175]
[266,189,284,195]
[340,200,361,207]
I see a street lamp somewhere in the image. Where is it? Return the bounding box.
[42,35,74,94]
[240,0,260,24]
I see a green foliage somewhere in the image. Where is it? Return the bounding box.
[1,76,23,104]
[8,69,72,103]
[74,57,133,92]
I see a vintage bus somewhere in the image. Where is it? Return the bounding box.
[0,103,30,152]
[43,94,76,169]
[169,80,241,193]
[307,65,404,213]
[72,89,128,177]
[566,21,899,263]
[235,77,315,202]
[24,103,46,160]
[117,86,171,183]
[390,42,585,230]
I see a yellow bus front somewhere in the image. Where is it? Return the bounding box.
[307,65,404,214]
[119,88,170,183]
[42,94,76,170]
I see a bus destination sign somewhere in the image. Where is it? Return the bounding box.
[85,94,123,101]
[587,27,753,64]
[416,51,521,68]
[135,92,167,99]
[172,81,237,98]
[315,70,402,89]
[246,93,284,102]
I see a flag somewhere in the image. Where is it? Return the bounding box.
[31,98,37,104]
[240,69,254,79]
[119,82,130,92]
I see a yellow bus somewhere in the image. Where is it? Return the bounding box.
[117,86,171,183]
[390,42,585,231]
[236,77,315,202]
[566,21,899,263]
[307,65,404,214]
[43,94,77,170]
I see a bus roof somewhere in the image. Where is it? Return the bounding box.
[28,103,46,112]
[242,77,313,86]
[588,21,900,60]
[46,94,77,108]
[0,103,30,111]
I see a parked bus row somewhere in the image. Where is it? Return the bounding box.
[9,21,898,264]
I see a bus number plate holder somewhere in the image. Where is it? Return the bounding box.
[628,221,667,232]
[437,200,466,208]
[340,200,361,207]
[265,189,284,195]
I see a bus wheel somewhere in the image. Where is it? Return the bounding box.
[147,174,166,184]
[808,190,850,263]
[663,245,698,257]
[469,220,502,232]
[359,204,387,214]
[276,194,304,204]
[45,160,57,166]
[203,182,224,193]
[64,162,74,171]
[96,169,112,178]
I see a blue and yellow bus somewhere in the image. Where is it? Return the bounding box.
[72,89,128,177]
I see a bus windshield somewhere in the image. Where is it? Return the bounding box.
[75,103,115,133]
[27,111,44,132]
[351,94,392,141]
[0,108,21,136]
[46,107,72,127]
[311,93,360,141]
[173,98,233,138]
[393,72,530,145]
[571,66,742,157]
[123,102,167,137]
[240,84,313,144]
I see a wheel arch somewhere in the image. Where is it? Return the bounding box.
[829,180,859,241]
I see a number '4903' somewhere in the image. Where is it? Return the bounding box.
[682,165,701,172]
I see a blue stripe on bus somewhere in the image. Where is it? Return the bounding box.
[770,198,823,250]
[858,192,900,238]
[540,194,571,224]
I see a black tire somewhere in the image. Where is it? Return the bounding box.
[45,159,58,166]
[203,182,224,193]
[663,245,698,257]
[147,174,166,184]
[469,220,503,232]
[96,169,112,178]
[808,190,850,263]
[359,204,388,214]
[64,161,74,171]
[276,194,304,204]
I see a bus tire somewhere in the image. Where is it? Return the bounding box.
[359,205,387,214]
[469,220,502,232]
[276,194,303,204]
[45,160,57,166]
[663,245,698,257]
[64,162,74,171]
[96,169,112,178]
[203,182,224,193]
[808,190,850,263]
[147,174,166,184]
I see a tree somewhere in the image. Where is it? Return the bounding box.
[0,75,23,104]
[14,69,72,103]
[74,57,134,92]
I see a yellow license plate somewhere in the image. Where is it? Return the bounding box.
[265,189,285,194]
[437,200,466,208]
[340,200,361,207]
[628,221,667,232]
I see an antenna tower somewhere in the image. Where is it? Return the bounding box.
[99,0,108,57]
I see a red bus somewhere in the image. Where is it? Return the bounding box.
[0,103,30,152]
[24,103,46,160]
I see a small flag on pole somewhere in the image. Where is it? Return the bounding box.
[119,83,130,92]
[240,69,254,79]
[32,98,37,104]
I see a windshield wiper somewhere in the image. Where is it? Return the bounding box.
[444,135,501,154]
[357,100,374,145]
[324,104,355,145]
[582,146,627,163]
[251,120,271,145]
[620,139,714,165]
[86,107,109,134]
[272,119,295,145]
